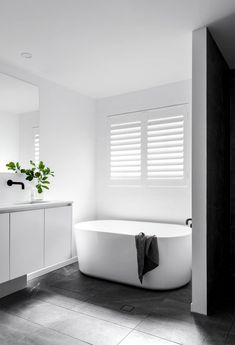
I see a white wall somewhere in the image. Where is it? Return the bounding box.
[0,61,96,253]
[95,80,192,224]
[39,81,96,225]
[0,112,20,171]
[0,173,31,203]
[191,27,207,315]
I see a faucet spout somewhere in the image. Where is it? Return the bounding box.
[7,179,25,190]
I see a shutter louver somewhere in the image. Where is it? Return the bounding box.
[33,127,40,165]
[110,120,141,180]
[147,114,184,180]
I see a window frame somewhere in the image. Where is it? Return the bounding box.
[107,103,189,188]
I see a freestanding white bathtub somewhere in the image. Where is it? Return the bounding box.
[74,220,192,290]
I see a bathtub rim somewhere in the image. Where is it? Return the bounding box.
[74,219,192,239]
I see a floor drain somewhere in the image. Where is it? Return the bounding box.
[120,305,135,313]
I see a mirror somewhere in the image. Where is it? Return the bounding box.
[0,73,39,172]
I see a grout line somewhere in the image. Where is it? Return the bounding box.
[134,329,183,345]
[118,308,183,345]
[117,312,152,344]
[50,285,93,296]
[1,308,92,345]
[116,328,133,345]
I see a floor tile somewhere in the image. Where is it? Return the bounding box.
[1,263,234,345]
[225,332,235,345]
[89,283,166,318]
[51,311,131,345]
[119,330,178,345]
[160,283,192,304]
[228,319,235,333]
[0,296,77,327]
[96,281,166,304]
[30,284,89,309]
[30,278,163,328]
[72,298,147,328]
[1,291,131,345]
[28,328,91,345]
[200,326,230,345]
[27,263,80,291]
[50,266,166,305]
[0,310,88,345]
[225,320,235,345]
[136,299,231,345]
[48,265,118,294]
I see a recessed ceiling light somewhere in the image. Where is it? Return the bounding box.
[21,52,32,59]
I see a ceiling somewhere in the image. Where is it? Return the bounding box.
[0,73,39,114]
[0,0,235,98]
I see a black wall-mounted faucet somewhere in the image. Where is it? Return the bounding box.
[186,218,192,228]
[7,179,25,190]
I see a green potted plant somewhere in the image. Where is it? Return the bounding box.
[6,160,54,201]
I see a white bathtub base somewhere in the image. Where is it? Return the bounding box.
[75,220,192,291]
[79,268,191,291]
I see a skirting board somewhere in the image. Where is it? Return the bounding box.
[0,275,27,299]
[27,256,78,281]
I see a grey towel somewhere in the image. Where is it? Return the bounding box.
[135,232,159,284]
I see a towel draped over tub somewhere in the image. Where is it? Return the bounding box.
[135,232,159,283]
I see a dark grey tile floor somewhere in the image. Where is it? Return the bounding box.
[0,262,234,345]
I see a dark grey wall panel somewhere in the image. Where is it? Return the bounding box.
[206,29,230,313]
[230,71,235,286]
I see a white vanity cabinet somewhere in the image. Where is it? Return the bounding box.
[45,206,72,267]
[0,213,10,283]
[0,201,73,288]
[10,209,44,279]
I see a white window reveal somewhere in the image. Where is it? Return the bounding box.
[33,126,40,165]
[108,104,188,186]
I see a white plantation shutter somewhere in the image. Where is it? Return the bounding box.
[108,104,188,186]
[109,113,141,183]
[146,105,187,185]
[33,127,40,165]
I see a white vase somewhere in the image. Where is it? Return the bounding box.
[30,182,44,202]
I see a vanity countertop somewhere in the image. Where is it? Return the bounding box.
[0,200,73,214]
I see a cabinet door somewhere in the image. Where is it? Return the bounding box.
[10,210,44,279]
[0,213,9,283]
[45,206,72,267]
